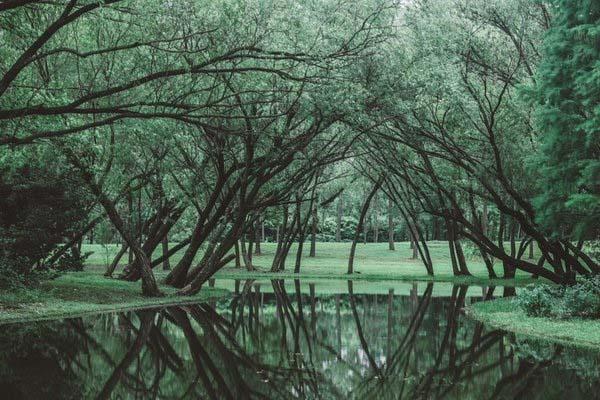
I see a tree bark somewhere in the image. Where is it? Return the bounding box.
[254,217,261,255]
[336,195,343,242]
[388,197,395,250]
[105,243,128,277]
[162,235,170,270]
[373,194,379,243]
[410,221,419,259]
[348,177,383,274]
[309,202,317,257]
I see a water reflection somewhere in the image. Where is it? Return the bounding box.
[0,280,598,399]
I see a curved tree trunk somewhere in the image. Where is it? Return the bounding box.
[348,176,383,274]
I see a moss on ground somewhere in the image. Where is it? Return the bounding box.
[466,297,600,349]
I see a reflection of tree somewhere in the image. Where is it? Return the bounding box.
[348,280,382,378]
[5,282,599,399]
[96,311,156,400]
[0,321,83,399]
[350,284,559,400]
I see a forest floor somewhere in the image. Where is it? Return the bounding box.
[85,241,542,286]
[466,297,600,349]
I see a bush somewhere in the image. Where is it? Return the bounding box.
[0,165,88,288]
[517,284,557,317]
[52,248,92,272]
[517,276,600,319]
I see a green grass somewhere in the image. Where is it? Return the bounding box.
[1,241,538,324]
[0,273,227,325]
[84,241,542,286]
[466,297,600,349]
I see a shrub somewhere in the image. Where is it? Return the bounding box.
[517,284,558,317]
[0,165,88,288]
[517,276,600,319]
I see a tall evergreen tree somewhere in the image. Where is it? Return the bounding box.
[534,0,600,239]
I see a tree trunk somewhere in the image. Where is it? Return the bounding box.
[309,202,317,257]
[105,243,128,277]
[348,177,383,274]
[234,241,241,268]
[162,235,170,270]
[373,194,379,243]
[254,217,261,255]
[529,240,535,259]
[165,221,205,287]
[363,211,369,244]
[481,203,488,237]
[388,197,395,250]
[410,222,419,259]
[336,195,343,242]
[241,234,253,271]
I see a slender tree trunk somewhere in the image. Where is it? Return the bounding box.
[127,191,134,265]
[241,234,253,271]
[295,235,305,273]
[254,217,261,255]
[309,202,317,257]
[529,240,535,259]
[447,219,461,276]
[272,205,288,272]
[388,198,395,250]
[410,222,419,259]
[373,195,379,243]
[234,241,241,268]
[481,203,488,237]
[336,195,343,242]
[348,177,383,274]
[162,235,170,270]
[105,243,128,277]
[363,211,369,244]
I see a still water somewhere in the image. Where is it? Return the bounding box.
[0,280,598,399]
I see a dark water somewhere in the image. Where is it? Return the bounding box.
[1,280,598,400]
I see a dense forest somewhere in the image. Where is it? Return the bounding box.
[0,0,598,297]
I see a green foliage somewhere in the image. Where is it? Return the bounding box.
[517,284,558,317]
[0,161,87,287]
[533,0,600,240]
[517,276,600,319]
[52,248,92,272]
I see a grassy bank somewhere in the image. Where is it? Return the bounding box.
[467,297,600,349]
[1,241,537,325]
[0,274,227,325]
[85,241,541,286]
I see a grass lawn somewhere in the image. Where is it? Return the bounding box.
[0,241,540,325]
[466,297,600,349]
[84,241,543,286]
[0,273,227,325]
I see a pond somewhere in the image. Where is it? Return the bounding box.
[0,280,598,399]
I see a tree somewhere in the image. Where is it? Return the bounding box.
[533,0,600,241]
[0,153,88,287]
